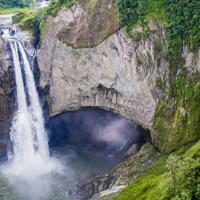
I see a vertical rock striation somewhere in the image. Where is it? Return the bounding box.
[0,36,13,157]
[38,2,168,130]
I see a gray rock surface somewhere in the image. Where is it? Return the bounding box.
[38,4,168,129]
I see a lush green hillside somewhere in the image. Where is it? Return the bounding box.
[110,141,200,200]
[110,1,200,199]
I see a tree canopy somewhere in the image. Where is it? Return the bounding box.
[0,0,34,8]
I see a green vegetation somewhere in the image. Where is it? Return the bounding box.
[154,73,200,152]
[12,9,44,34]
[116,0,200,152]
[116,0,200,69]
[111,141,200,200]
[116,0,165,33]
[11,0,76,35]
[0,0,35,9]
[113,1,200,199]
[0,7,28,14]
[166,155,200,200]
[43,0,75,17]
[111,157,168,200]
[166,155,181,196]
[117,0,200,61]
[155,77,163,89]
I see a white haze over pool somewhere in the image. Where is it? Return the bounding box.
[47,109,142,156]
[94,118,133,147]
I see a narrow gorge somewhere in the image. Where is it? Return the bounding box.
[0,0,200,200]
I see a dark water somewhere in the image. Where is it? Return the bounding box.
[47,108,144,155]
[0,108,144,200]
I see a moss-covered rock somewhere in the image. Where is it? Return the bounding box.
[57,0,120,48]
[77,143,157,200]
[108,140,200,200]
[154,74,200,152]
[109,143,157,186]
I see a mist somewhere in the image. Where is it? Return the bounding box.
[47,108,143,155]
[0,108,144,200]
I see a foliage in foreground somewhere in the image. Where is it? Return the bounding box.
[111,141,200,200]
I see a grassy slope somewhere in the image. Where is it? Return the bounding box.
[0,8,29,14]
[111,1,200,199]
[110,140,200,200]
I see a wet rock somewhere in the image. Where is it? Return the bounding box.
[9,29,15,36]
[75,143,157,200]
[75,174,116,200]
[0,36,14,158]
[123,144,141,159]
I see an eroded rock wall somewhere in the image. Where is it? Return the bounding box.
[0,36,13,157]
[38,2,168,130]
[38,0,168,128]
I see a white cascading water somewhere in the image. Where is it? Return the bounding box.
[2,40,61,179]
[18,41,49,159]
[9,40,36,162]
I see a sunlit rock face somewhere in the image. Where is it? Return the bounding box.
[38,1,168,130]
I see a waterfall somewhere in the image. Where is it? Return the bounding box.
[18,41,49,159]
[9,40,35,162]
[4,40,55,177]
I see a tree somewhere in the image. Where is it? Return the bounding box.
[166,155,181,195]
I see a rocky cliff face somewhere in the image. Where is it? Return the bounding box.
[37,0,200,154]
[57,0,120,48]
[0,36,13,157]
[38,1,168,131]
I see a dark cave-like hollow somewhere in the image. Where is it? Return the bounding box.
[47,108,147,157]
